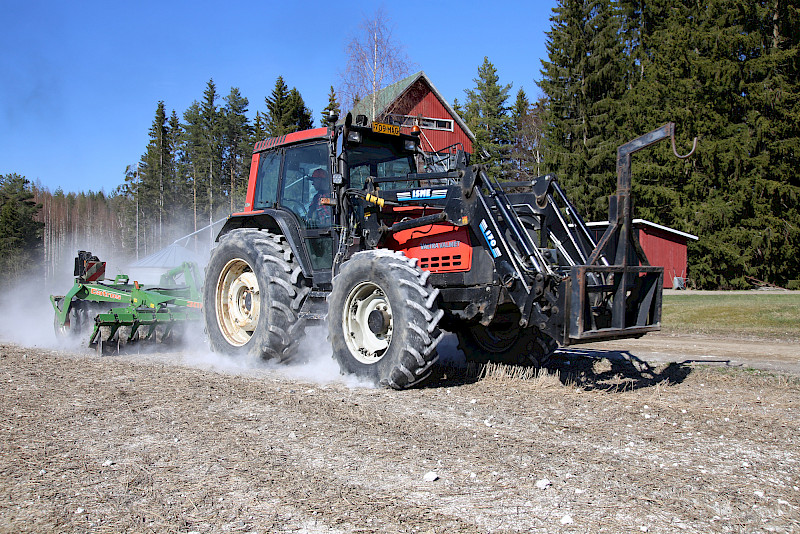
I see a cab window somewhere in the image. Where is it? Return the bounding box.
[348,137,415,190]
[280,143,330,228]
[254,151,281,208]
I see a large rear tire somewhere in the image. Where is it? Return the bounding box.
[203,229,309,362]
[328,250,444,389]
[456,304,557,367]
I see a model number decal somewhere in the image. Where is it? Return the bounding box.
[479,219,501,258]
[420,240,460,250]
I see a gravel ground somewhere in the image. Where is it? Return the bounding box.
[1,331,799,533]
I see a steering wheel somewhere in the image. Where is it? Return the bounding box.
[280,199,307,218]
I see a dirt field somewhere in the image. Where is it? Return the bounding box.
[1,330,799,533]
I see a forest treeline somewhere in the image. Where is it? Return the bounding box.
[3,0,798,289]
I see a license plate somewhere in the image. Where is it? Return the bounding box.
[372,122,400,136]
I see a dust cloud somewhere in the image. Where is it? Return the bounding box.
[0,282,64,350]
[177,324,375,389]
[0,228,463,390]
[0,255,373,389]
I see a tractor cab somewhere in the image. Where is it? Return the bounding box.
[223,115,422,284]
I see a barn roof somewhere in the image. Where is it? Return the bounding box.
[586,219,699,241]
[349,71,475,142]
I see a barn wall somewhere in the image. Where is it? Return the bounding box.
[639,226,689,287]
[589,222,692,288]
[396,86,473,153]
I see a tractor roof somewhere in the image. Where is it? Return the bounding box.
[253,127,329,153]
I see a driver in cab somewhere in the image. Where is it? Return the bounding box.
[308,168,332,227]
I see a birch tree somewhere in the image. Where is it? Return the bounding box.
[339,8,415,117]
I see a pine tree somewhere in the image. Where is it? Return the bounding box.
[181,80,225,231]
[462,57,513,178]
[452,97,463,118]
[222,87,252,211]
[0,174,44,287]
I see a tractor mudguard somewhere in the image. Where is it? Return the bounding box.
[216,210,314,279]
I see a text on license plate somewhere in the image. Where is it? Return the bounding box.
[372,122,400,136]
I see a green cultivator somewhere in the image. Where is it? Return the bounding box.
[51,251,203,354]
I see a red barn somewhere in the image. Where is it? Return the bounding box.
[349,71,474,164]
[586,219,699,288]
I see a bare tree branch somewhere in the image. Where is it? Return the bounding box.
[339,8,416,117]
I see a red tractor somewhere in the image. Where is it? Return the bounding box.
[203,112,688,389]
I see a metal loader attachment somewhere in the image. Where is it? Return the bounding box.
[567,122,696,343]
[355,122,695,348]
[51,251,203,354]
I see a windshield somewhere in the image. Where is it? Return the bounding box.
[348,137,415,190]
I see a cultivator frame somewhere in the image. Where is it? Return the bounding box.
[51,251,203,353]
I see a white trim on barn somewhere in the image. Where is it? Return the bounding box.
[585,219,698,241]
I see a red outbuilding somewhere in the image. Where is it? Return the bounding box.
[349,71,475,166]
[586,219,699,288]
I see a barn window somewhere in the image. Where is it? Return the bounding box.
[385,114,454,132]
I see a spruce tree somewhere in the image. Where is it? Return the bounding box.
[462,57,513,178]
[737,0,800,287]
[264,77,313,136]
[321,86,341,124]
[139,101,171,247]
[285,88,313,133]
[539,0,628,220]
[265,76,291,137]
[167,109,191,227]
[199,79,224,224]
[181,101,203,232]
[253,111,268,142]
[539,0,799,288]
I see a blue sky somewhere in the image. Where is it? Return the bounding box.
[1,0,556,194]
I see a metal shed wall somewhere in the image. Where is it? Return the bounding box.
[587,220,696,288]
[639,226,690,286]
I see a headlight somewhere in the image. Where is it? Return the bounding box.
[347,131,362,144]
[404,139,416,151]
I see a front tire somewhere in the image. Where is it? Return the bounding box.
[456,304,557,367]
[203,229,309,362]
[328,250,444,389]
